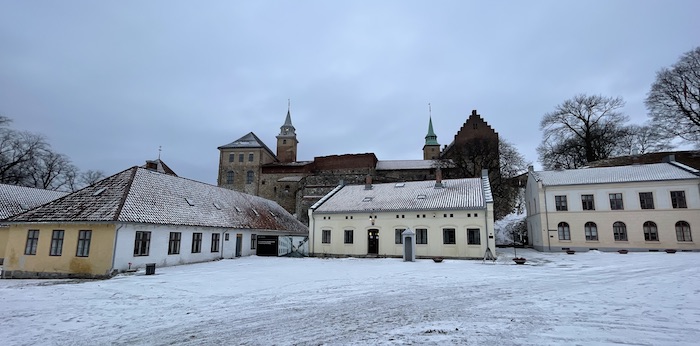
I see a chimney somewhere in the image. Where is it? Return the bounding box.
[554,163,563,171]
[364,175,373,190]
[528,165,534,172]
[434,168,443,188]
[662,154,676,163]
[482,169,489,178]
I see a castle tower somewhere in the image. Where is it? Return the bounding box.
[276,103,298,163]
[423,116,440,160]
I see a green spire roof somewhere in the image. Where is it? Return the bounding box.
[425,117,438,145]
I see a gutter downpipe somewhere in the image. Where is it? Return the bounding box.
[111,224,123,274]
[309,208,315,256]
[543,184,551,252]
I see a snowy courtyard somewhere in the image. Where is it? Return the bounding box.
[1,248,699,345]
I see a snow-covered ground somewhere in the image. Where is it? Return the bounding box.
[1,249,699,346]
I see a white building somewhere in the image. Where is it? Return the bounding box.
[525,161,700,252]
[308,171,496,259]
[3,166,307,278]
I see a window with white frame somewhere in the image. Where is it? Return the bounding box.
[613,221,627,241]
[639,192,654,209]
[211,233,220,252]
[395,229,405,244]
[581,194,595,210]
[251,234,257,249]
[555,195,568,211]
[443,228,456,244]
[558,222,570,240]
[643,221,658,241]
[609,193,624,210]
[168,232,181,254]
[671,191,687,209]
[76,230,92,257]
[344,230,353,244]
[416,228,427,244]
[50,230,64,256]
[467,228,481,245]
[134,231,151,256]
[191,233,202,253]
[25,230,39,255]
[676,221,692,241]
[585,222,598,241]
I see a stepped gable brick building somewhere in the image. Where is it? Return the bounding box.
[217,106,499,225]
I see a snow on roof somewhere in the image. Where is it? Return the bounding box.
[8,167,307,234]
[376,160,440,170]
[531,162,700,186]
[217,132,277,159]
[277,176,305,182]
[313,178,487,213]
[0,184,68,220]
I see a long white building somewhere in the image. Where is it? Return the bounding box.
[525,160,700,252]
[308,171,496,259]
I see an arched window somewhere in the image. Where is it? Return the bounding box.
[676,221,692,242]
[246,171,254,184]
[585,222,598,241]
[643,221,658,241]
[613,221,627,241]
[226,171,234,184]
[558,222,570,240]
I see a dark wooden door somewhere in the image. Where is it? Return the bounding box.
[367,229,379,254]
[235,234,242,257]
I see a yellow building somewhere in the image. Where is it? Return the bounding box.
[0,184,67,265]
[526,161,700,252]
[2,166,307,279]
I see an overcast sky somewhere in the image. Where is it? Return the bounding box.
[1,1,698,184]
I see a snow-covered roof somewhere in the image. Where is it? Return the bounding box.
[376,160,440,170]
[8,167,307,234]
[217,132,277,159]
[313,177,489,213]
[531,162,700,186]
[0,184,68,220]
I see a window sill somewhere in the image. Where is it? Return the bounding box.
[585,240,599,242]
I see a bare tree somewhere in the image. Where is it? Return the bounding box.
[0,118,49,185]
[539,94,629,169]
[0,115,101,191]
[442,137,528,219]
[617,123,674,156]
[79,169,106,187]
[646,46,700,145]
[25,150,77,190]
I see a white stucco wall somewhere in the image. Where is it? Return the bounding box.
[526,177,700,252]
[308,208,496,259]
[112,224,254,271]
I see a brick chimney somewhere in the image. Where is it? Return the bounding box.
[434,168,443,188]
[364,175,373,190]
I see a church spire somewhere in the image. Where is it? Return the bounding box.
[425,104,438,146]
[279,99,296,136]
[423,103,440,160]
[276,100,298,163]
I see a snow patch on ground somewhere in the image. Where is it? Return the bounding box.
[1,249,699,345]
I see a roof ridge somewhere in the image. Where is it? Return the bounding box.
[113,167,139,221]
